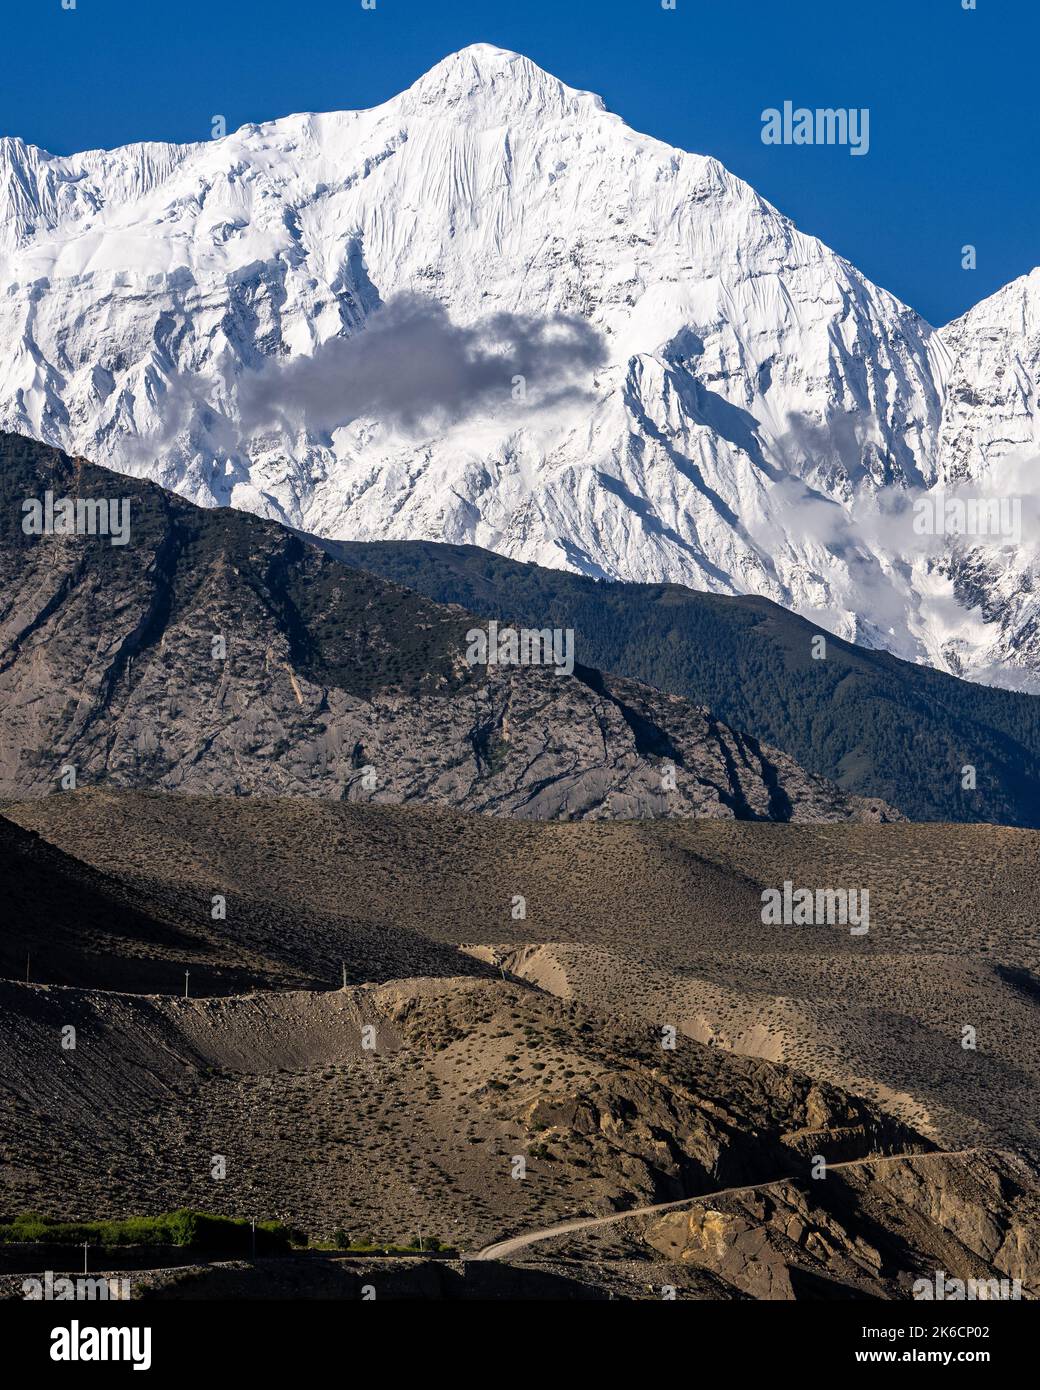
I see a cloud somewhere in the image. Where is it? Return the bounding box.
[238,292,607,435]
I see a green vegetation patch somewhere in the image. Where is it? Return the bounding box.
[0,1209,293,1253]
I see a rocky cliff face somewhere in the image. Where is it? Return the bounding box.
[644,1148,1040,1300]
[0,433,890,821]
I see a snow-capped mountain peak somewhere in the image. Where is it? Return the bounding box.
[0,47,1038,686]
[400,42,606,118]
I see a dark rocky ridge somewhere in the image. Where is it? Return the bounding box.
[0,433,893,822]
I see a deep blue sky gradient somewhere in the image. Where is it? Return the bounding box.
[2,0,1035,326]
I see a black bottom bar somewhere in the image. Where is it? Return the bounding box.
[2,1296,1029,1374]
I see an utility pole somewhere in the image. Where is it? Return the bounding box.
[341,962,347,991]
[83,1242,89,1276]
[25,952,30,984]
[250,1217,256,1263]
[184,970,190,999]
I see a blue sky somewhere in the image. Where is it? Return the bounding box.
[2,0,1035,326]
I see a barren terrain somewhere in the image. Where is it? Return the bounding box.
[0,791,1037,1299]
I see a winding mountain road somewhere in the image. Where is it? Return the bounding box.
[470,1146,986,1262]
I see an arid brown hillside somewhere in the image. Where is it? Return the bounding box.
[4,791,1039,1157]
[1,791,1037,1300]
[1,972,1036,1301]
[0,810,490,996]
[0,974,923,1239]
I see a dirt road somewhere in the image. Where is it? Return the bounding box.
[471,1147,985,1261]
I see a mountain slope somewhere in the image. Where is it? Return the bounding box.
[0,807,486,995]
[0,971,938,1268]
[324,537,1040,826]
[931,269,1040,685]
[0,432,886,822]
[6,788,1040,1181]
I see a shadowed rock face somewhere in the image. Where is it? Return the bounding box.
[0,433,894,823]
[643,1149,1040,1301]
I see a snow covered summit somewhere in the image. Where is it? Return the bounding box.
[1,45,1038,686]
